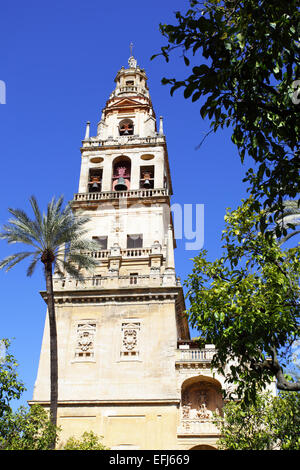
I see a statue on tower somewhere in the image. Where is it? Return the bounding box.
[128,42,137,68]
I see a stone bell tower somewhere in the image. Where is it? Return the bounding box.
[32,54,224,450]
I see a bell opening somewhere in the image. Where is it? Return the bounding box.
[112,157,131,191]
[88,168,102,193]
[140,166,154,189]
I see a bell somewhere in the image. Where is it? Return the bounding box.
[92,181,100,190]
[115,177,127,191]
[143,179,151,188]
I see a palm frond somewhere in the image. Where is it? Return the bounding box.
[26,253,41,277]
[270,199,300,246]
[279,230,300,246]
[59,260,85,281]
[7,207,43,245]
[0,251,37,272]
[0,226,42,250]
[66,252,97,270]
[0,195,95,280]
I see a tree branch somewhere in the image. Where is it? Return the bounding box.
[255,347,300,391]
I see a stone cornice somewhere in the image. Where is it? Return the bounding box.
[28,398,180,407]
[40,285,184,305]
[71,197,171,211]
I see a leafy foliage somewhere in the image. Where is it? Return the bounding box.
[0,339,25,418]
[185,199,300,401]
[154,0,300,227]
[214,391,300,450]
[0,341,58,450]
[0,404,59,450]
[62,431,109,450]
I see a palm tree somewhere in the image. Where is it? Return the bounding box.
[0,195,97,448]
[275,199,300,246]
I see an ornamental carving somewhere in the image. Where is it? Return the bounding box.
[75,321,96,358]
[181,382,222,424]
[123,329,137,351]
[121,322,140,358]
[181,402,212,422]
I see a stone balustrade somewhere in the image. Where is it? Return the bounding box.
[121,248,152,257]
[117,85,147,94]
[81,135,166,148]
[53,274,182,291]
[176,348,216,363]
[73,188,169,202]
[177,419,219,436]
[84,248,152,259]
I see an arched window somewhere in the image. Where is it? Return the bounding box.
[112,156,131,191]
[119,119,134,136]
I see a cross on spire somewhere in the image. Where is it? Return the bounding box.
[130,42,134,57]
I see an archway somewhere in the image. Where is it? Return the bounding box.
[181,376,223,416]
[190,444,217,450]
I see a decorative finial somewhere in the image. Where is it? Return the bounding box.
[159,116,164,135]
[84,121,90,140]
[128,42,137,69]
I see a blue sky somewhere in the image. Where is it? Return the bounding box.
[0,0,251,408]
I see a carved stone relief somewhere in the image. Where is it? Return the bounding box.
[120,322,140,358]
[74,321,96,359]
[181,382,222,423]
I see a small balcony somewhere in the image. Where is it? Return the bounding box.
[176,347,216,364]
[81,134,166,149]
[73,188,169,203]
[53,274,182,291]
[85,248,152,260]
[177,418,220,436]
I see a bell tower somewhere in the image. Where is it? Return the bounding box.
[32,54,194,450]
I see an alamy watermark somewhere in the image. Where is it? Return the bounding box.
[0,80,6,104]
[102,198,205,251]
[172,203,204,250]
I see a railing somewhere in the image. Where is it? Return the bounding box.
[177,419,219,435]
[176,348,216,363]
[117,85,147,94]
[53,274,163,290]
[53,273,182,291]
[120,248,151,257]
[88,250,110,259]
[73,188,169,202]
[84,248,152,259]
[82,135,166,148]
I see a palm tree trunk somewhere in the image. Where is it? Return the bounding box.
[44,260,58,449]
